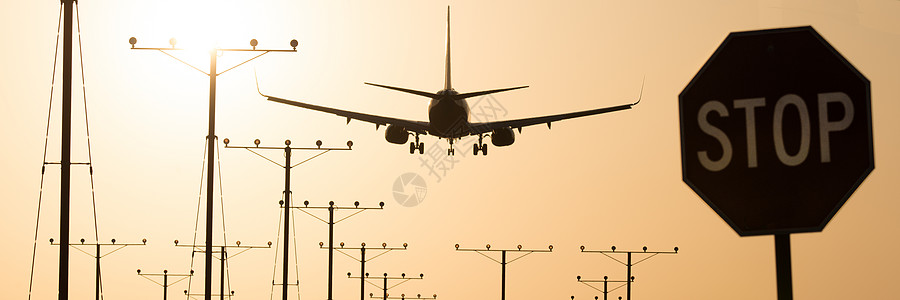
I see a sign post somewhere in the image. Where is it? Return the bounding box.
[679,26,873,299]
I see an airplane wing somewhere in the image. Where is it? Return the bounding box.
[468,80,644,135]
[468,102,637,135]
[266,96,431,134]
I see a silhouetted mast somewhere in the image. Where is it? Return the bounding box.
[59,1,74,298]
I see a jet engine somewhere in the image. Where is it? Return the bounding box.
[385,125,409,144]
[490,127,515,147]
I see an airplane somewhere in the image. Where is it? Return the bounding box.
[261,6,641,156]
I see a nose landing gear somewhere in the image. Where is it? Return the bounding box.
[447,139,455,156]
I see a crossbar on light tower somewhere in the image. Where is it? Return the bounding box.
[129,37,297,300]
[373,293,437,300]
[455,244,553,300]
[223,138,352,300]
[579,245,678,300]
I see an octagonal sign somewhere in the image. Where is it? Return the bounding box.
[679,26,873,236]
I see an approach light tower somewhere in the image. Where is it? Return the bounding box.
[223,138,352,300]
[129,37,297,300]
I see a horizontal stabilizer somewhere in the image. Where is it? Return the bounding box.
[456,86,528,99]
[365,82,439,99]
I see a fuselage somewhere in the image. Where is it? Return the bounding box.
[427,89,471,138]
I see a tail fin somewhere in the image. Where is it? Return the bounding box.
[444,6,451,90]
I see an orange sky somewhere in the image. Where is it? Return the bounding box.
[2,1,899,299]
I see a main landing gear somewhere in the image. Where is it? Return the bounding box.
[409,133,424,154]
[473,134,488,156]
[447,139,455,156]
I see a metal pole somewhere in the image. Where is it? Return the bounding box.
[360,247,366,300]
[328,205,334,300]
[205,49,217,300]
[775,234,793,300]
[59,1,74,299]
[501,250,506,300]
[283,147,291,300]
[220,246,225,300]
[603,277,608,300]
[383,275,387,300]
[96,244,100,300]
[626,253,631,300]
[163,271,168,300]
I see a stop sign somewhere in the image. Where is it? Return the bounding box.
[679,26,873,236]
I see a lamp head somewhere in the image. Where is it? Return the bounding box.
[290,39,299,50]
[129,37,137,48]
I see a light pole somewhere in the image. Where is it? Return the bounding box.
[578,245,677,300]
[223,138,352,300]
[129,37,297,300]
[175,239,272,300]
[137,269,194,300]
[337,242,410,300]
[575,276,633,300]
[50,238,147,300]
[294,201,385,300]
[359,272,426,300]
[455,244,553,300]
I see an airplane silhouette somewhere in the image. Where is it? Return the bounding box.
[262,6,641,156]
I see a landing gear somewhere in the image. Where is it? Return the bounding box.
[447,139,455,156]
[409,133,424,154]
[473,134,488,156]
